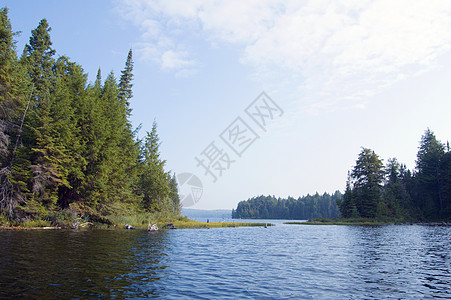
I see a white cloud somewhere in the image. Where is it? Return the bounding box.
[116,0,202,74]
[160,50,197,77]
[116,0,451,110]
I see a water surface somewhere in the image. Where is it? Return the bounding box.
[0,224,450,299]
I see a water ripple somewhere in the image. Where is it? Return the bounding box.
[0,225,450,298]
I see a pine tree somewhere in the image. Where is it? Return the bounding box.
[339,171,360,218]
[115,50,140,207]
[351,148,385,218]
[382,158,413,220]
[138,121,171,212]
[1,11,182,221]
[21,18,55,104]
[50,57,87,208]
[118,49,133,118]
[16,19,70,215]
[81,71,123,207]
[415,129,445,219]
[168,172,181,214]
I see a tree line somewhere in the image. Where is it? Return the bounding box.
[338,129,451,222]
[233,129,450,222]
[0,8,180,223]
[232,192,342,219]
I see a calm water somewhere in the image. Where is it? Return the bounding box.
[0,223,450,299]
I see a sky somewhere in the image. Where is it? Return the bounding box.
[3,0,451,210]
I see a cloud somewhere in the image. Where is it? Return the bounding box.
[161,50,192,70]
[116,0,451,109]
[116,0,202,74]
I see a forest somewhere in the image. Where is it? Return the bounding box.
[0,8,180,225]
[234,129,451,222]
[338,129,451,222]
[232,192,342,219]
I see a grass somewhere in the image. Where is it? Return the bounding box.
[97,212,273,229]
[172,220,272,229]
[1,205,272,230]
[0,219,55,229]
[21,220,52,228]
[107,213,272,229]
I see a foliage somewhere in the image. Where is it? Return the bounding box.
[137,122,171,212]
[236,128,451,223]
[232,192,342,219]
[351,147,385,218]
[0,9,180,223]
[338,129,451,222]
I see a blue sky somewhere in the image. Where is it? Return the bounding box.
[4,0,451,209]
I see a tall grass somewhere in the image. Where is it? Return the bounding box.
[1,206,271,230]
[106,212,190,229]
[20,220,52,228]
[104,214,272,229]
[172,221,272,229]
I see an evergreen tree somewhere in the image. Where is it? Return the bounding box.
[168,172,181,214]
[233,193,341,219]
[113,50,140,208]
[338,172,360,218]
[351,148,385,218]
[50,57,87,208]
[382,158,412,220]
[21,18,55,103]
[0,10,182,222]
[18,20,74,215]
[89,72,121,206]
[81,71,130,208]
[415,129,446,219]
[118,49,133,118]
[138,121,171,212]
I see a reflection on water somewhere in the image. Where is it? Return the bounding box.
[0,230,170,298]
[0,225,450,299]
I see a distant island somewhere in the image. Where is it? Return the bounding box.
[232,193,341,220]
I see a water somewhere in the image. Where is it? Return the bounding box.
[0,224,450,299]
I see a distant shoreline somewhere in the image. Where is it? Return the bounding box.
[284,219,451,226]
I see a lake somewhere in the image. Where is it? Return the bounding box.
[0,222,450,299]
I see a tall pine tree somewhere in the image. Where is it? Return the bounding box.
[138,121,171,212]
[351,148,385,218]
[118,49,133,119]
[415,129,446,219]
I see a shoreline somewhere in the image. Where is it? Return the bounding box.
[0,221,272,231]
[284,220,451,226]
[0,226,62,230]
